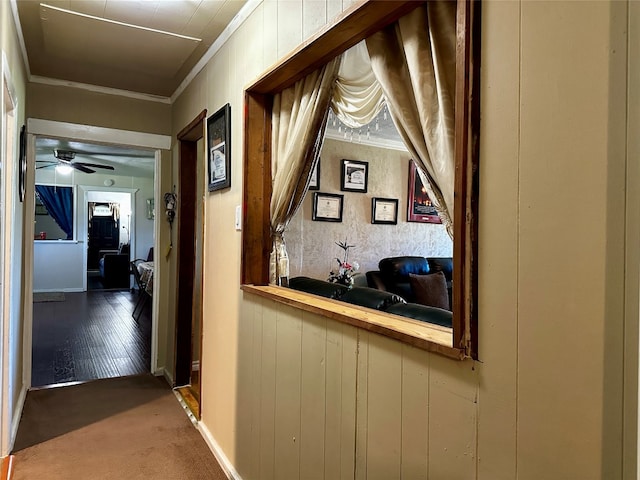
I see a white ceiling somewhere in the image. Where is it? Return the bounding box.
[325,106,406,151]
[16,0,248,97]
[35,137,155,178]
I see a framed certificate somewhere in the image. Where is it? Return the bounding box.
[312,192,343,222]
[371,197,398,224]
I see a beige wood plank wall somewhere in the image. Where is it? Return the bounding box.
[168,1,633,479]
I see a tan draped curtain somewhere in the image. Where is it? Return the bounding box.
[331,41,385,129]
[366,1,457,236]
[270,57,341,284]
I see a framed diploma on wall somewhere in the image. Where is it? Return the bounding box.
[371,197,398,225]
[312,192,343,222]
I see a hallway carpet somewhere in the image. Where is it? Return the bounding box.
[12,374,228,480]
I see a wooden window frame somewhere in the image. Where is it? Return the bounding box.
[242,0,480,360]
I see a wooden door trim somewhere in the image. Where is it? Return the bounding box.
[175,109,206,406]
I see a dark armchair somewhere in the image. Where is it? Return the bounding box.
[98,244,130,289]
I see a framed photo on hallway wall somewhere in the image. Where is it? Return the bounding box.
[207,104,231,192]
[407,160,441,224]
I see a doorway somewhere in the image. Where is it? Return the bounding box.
[28,129,163,389]
[174,110,206,418]
[85,191,134,292]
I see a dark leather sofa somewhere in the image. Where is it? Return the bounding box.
[366,256,453,308]
[99,244,130,289]
[288,276,452,328]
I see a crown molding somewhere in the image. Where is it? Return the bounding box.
[29,76,171,104]
[324,130,408,152]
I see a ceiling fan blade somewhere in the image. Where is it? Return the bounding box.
[36,164,55,169]
[71,164,96,174]
[74,162,115,170]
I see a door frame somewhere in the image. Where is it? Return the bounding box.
[174,110,206,403]
[1,50,19,457]
[25,118,170,382]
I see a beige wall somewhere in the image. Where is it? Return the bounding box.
[26,83,171,136]
[174,1,632,479]
[286,138,452,280]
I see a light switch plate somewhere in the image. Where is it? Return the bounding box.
[235,205,242,231]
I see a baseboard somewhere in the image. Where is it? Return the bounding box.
[9,385,27,452]
[32,288,83,293]
[197,422,243,480]
[1,455,14,480]
[154,367,174,387]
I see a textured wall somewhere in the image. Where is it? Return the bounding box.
[287,138,452,280]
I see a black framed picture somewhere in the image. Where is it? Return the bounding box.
[207,103,231,192]
[340,159,368,193]
[18,125,26,203]
[371,197,398,224]
[312,192,343,222]
[308,160,320,190]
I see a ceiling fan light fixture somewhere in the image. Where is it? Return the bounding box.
[55,164,73,175]
[54,149,75,161]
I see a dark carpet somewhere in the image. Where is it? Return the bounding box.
[12,374,228,480]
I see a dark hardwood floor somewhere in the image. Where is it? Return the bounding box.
[32,290,151,388]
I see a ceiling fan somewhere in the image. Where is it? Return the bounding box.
[36,149,116,174]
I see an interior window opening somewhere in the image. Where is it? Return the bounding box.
[34,185,74,241]
[242,0,479,359]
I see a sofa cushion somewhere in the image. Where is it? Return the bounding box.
[409,271,450,310]
[378,256,430,302]
[289,276,349,300]
[385,303,453,328]
[339,286,406,311]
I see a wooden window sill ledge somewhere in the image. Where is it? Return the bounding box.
[241,284,466,360]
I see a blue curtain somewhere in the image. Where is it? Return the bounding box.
[35,185,73,240]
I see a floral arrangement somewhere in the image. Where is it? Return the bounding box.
[328,239,359,287]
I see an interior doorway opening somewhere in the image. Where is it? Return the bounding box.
[29,130,159,389]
